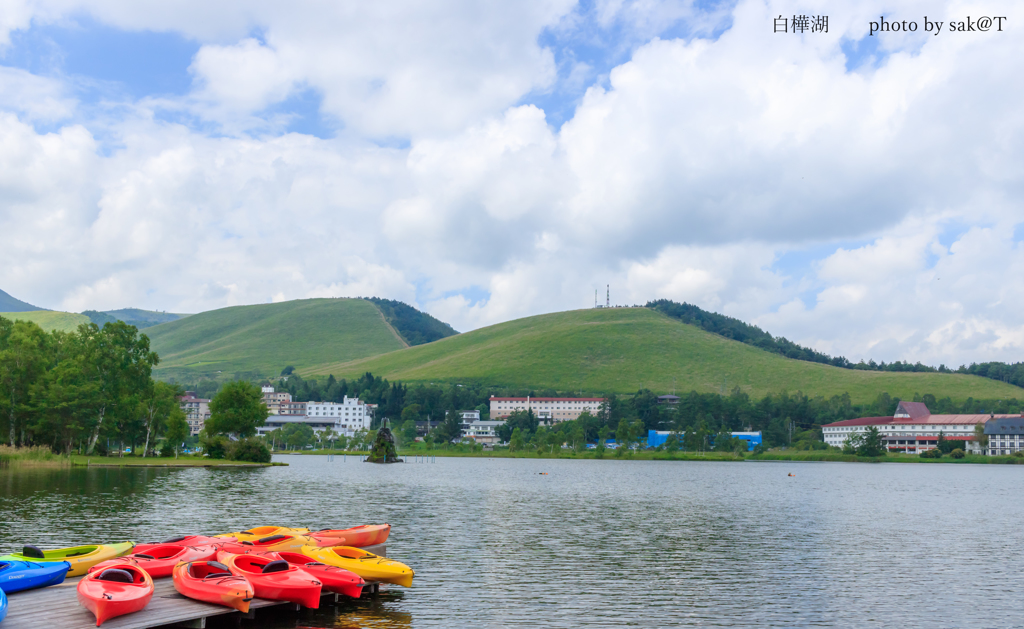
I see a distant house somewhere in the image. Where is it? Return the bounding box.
[984,417,1024,456]
[489,396,604,424]
[657,395,680,405]
[179,392,211,436]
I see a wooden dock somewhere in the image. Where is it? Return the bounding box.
[2,544,386,629]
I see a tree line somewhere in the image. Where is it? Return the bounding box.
[647,299,1024,383]
[0,316,189,456]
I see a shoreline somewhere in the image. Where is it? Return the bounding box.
[272,449,1024,465]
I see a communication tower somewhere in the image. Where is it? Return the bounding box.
[606,285,610,308]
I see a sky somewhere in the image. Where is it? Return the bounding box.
[0,0,1021,367]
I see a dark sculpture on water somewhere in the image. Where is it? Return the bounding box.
[365,419,403,463]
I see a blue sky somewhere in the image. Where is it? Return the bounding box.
[0,0,1021,366]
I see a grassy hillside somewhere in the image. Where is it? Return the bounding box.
[0,311,90,332]
[305,308,1023,404]
[84,308,189,329]
[0,289,44,312]
[146,298,407,380]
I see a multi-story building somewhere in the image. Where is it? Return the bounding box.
[462,420,504,445]
[179,392,211,436]
[822,401,1021,454]
[984,417,1024,456]
[489,396,604,423]
[257,395,373,439]
[261,386,293,415]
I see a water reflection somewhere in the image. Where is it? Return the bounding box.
[3,457,1024,627]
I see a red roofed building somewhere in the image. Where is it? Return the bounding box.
[822,401,1023,454]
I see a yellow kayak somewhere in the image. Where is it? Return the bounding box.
[216,526,302,541]
[300,545,414,587]
[0,542,134,577]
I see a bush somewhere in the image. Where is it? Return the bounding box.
[920,448,942,459]
[950,448,965,459]
[202,435,229,459]
[159,443,174,458]
[228,438,271,463]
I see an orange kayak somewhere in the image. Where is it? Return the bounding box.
[244,551,365,598]
[77,563,154,626]
[172,561,254,613]
[307,525,391,547]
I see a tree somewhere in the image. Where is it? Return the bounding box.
[509,427,525,452]
[78,322,159,455]
[164,407,189,458]
[398,420,418,447]
[856,426,886,457]
[936,431,956,454]
[206,380,268,438]
[665,431,682,453]
[596,426,609,457]
[570,422,586,453]
[973,423,989,451]
[139,381,183,457]
[0,319,48,446]
[615,418,635,451]
[497,409,538,442]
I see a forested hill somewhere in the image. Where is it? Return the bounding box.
[364,297,458,346]
[0,289,44,312]
[646,299,1024,388]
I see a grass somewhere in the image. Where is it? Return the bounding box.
[0,446,67,468]
[305,307,1023,404]
[146,298,406,380]
[68,455,283,467]
[0,311,90,332]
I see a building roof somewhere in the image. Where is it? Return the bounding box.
[489,397,604,402]
[984,417,1024,435]
[895,401,931,419]
[823,417,893,427]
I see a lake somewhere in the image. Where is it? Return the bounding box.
[2,455,1023,627]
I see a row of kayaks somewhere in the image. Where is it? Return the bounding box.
[0,523,412,626]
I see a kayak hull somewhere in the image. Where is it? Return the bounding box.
[136,536,233,554]
[248,551,364,598]
[89,545,216,579]
[220,553,322,608]
[172,561,254,613]
[0,559,71,593]
[0,588,7,623]
[77,563,154,626]
[309,524,391,547]
[300,545,413,587]
[0,542,134,578]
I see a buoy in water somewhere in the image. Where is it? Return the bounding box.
[788,473,795,477]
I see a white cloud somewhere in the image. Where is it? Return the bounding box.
[0,0,1022,370]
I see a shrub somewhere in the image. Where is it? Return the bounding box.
[919,448,942,459]
[159,443,174,458]
[950,448,965,459]
[202,435,229,459]
[1014,450,1024,459]
[228,438,271,463]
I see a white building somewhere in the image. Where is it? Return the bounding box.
[461,420,504,445]
[489,396,604,423]
[257,395,373,439]
[822,401,1021,454]
[179,393,210,436]
[984,417,1024,456]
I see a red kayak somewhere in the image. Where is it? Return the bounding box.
[215,534,344,555]
[220,553,322,608]
[247,551,364,598]
[172,561,254,613]
[135,535,234,554]
[77,563,154,626]
[310,524,391,547]
[88,545,216,578]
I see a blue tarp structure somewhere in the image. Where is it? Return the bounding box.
[646,430,762,451]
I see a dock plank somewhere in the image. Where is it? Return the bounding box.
[2,544,386,629]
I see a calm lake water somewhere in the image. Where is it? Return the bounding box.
[2,455,1023,627]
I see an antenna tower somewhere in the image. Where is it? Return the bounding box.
[606,285,610,308]
[595,289,598,308]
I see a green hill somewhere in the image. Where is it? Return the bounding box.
[305,307,1023,404]
[83,308,189,329]
[0,289,44,312]
[0,311,90,332]
[146,298,408,380]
